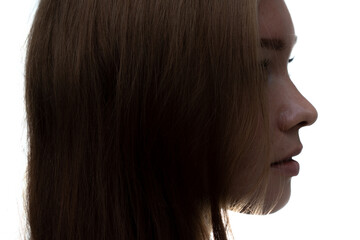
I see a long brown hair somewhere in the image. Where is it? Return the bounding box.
[24,0,269,239]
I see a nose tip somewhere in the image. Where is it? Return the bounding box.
[279,97,318,132]
[305,102,318,127]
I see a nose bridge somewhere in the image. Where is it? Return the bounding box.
[278,81,318,132]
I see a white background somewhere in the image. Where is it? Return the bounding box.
[1,0,359,239]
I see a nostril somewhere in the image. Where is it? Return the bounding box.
[299,121,308,128]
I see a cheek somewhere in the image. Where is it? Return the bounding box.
[229,156,265,200]
[266,76,287,129]
[227,136,270,209]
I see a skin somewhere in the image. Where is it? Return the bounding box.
[259,0,318,213]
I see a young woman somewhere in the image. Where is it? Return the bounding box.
[24,0,317,239]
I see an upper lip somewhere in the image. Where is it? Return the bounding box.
[271,145,303,166]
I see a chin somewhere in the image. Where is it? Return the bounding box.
[263,172,292,214]
[228,169,294,215]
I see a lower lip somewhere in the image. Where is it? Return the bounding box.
[271,159,300,177]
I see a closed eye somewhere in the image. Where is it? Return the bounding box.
[261,58,271,69]
[261,57,294,70]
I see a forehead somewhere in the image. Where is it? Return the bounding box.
[258,0,295,42]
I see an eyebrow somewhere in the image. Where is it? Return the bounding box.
[260,36,297,51]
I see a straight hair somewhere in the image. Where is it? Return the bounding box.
[24,0,269,239]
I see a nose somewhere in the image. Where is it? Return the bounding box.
[278,83,318,132]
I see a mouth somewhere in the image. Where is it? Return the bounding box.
[270,158,300,176]
[270,158,293,167]
[270,147,302,176]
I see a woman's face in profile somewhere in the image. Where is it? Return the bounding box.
[260,0,318,212]
[232,0,318,213]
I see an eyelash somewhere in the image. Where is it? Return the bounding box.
[261,57,295,69]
